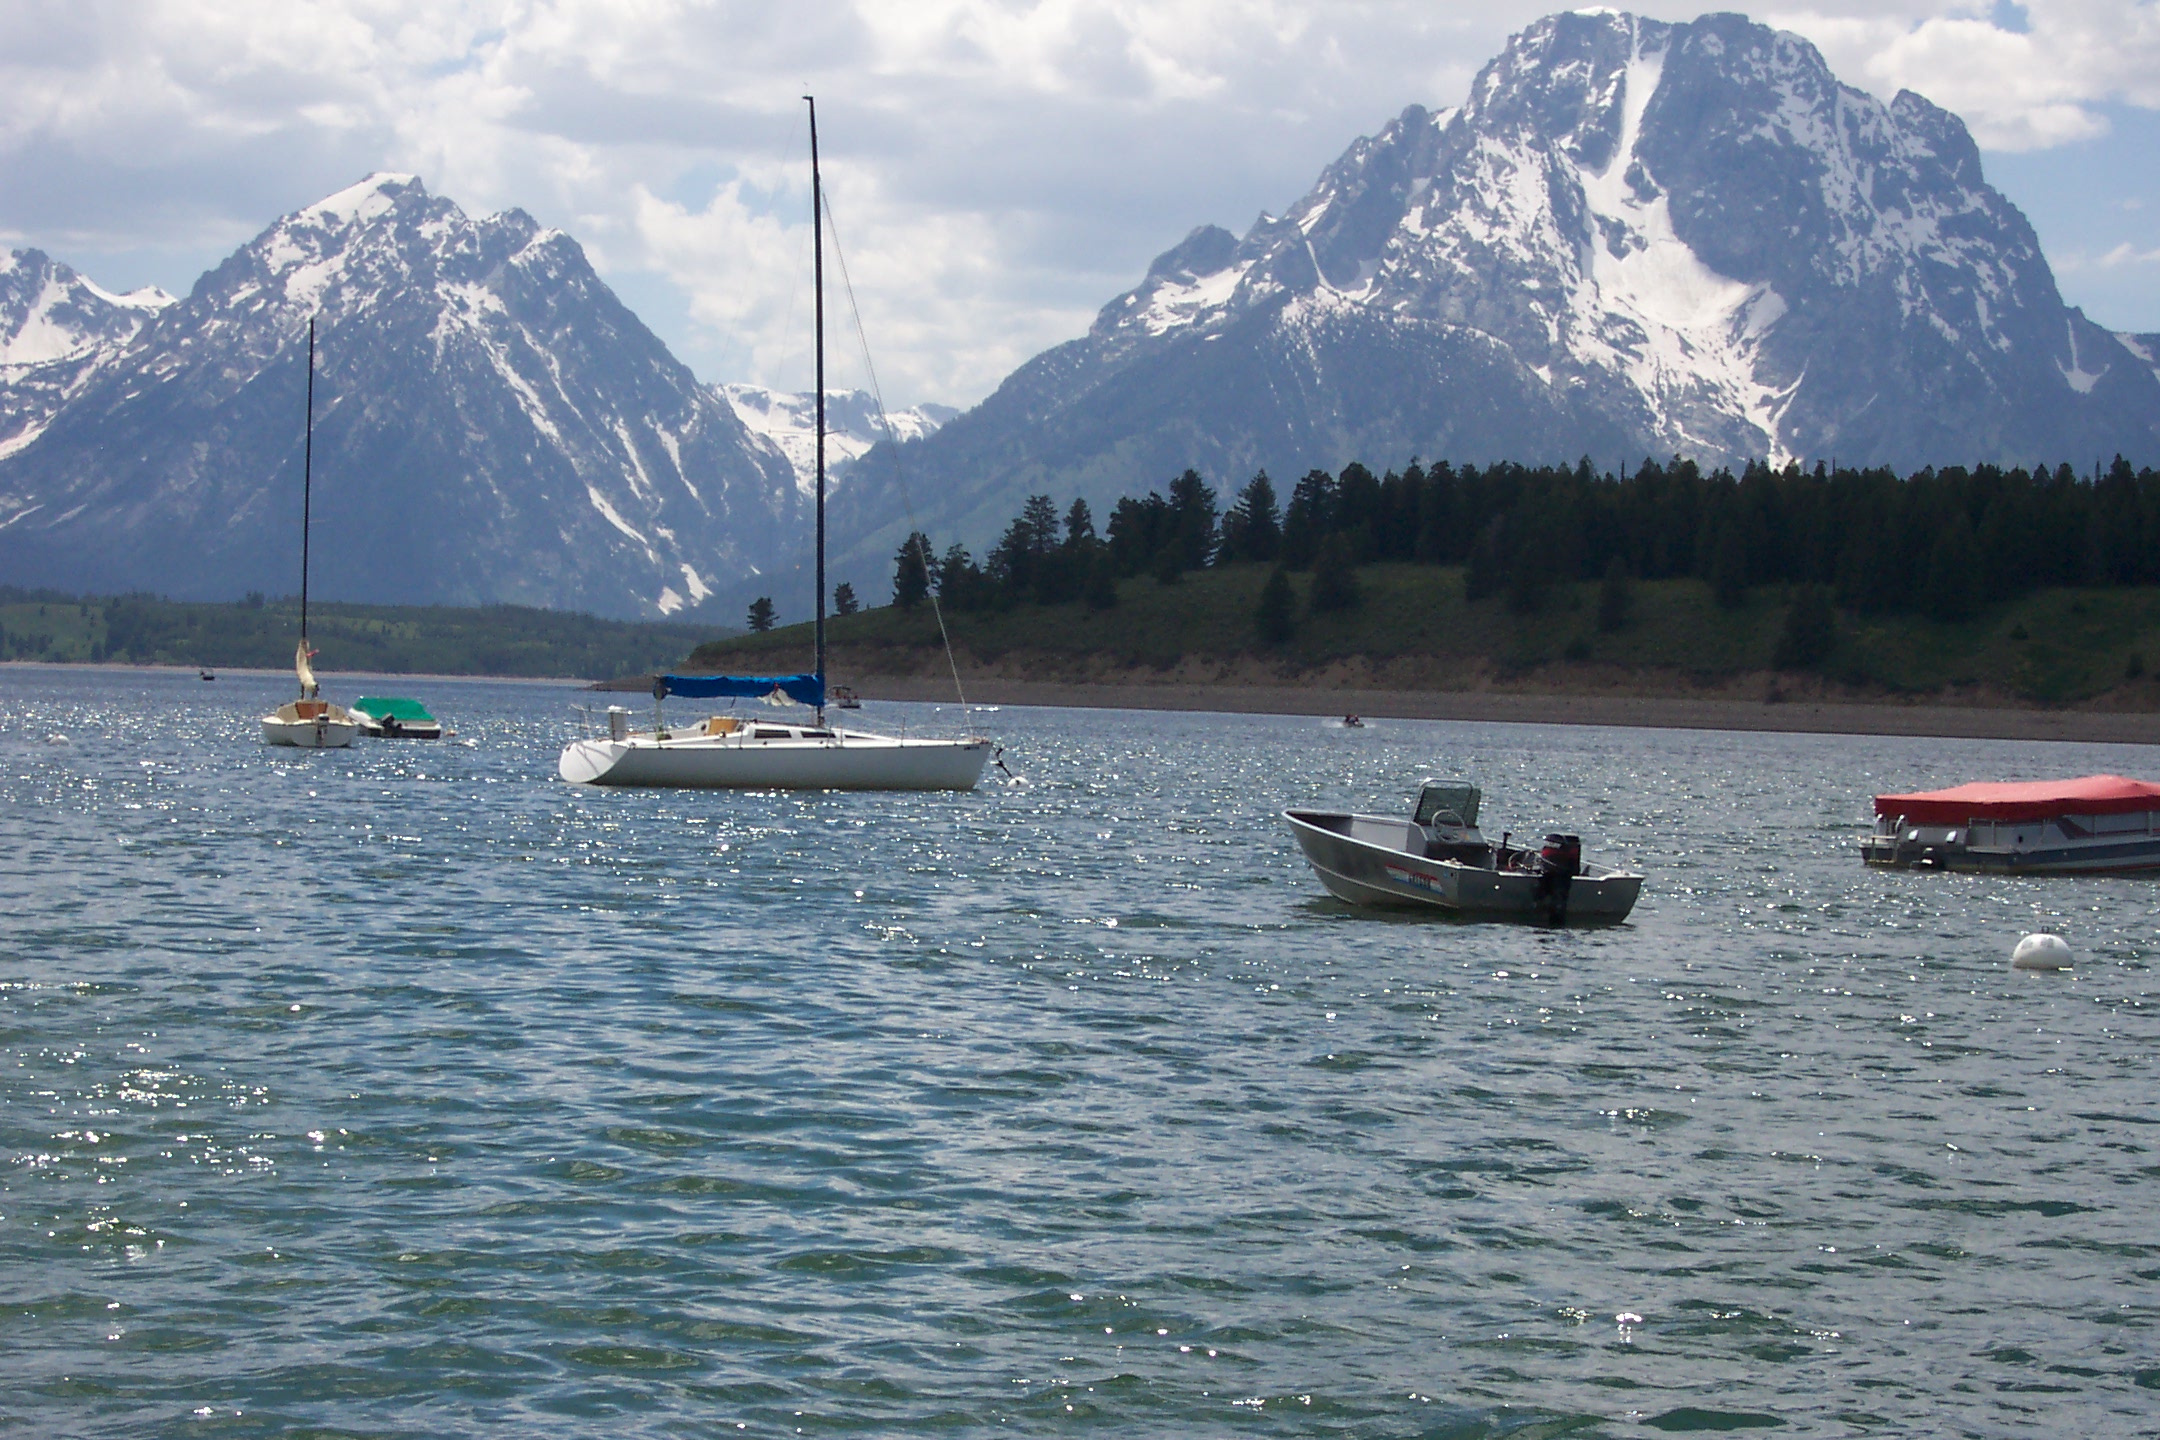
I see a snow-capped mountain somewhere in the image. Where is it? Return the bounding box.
[719,384,955,496]
[0,250,172,461]
[836,9,2160,572]
[0,175,800,617]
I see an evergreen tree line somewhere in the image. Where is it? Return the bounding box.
[892,455,2160,625]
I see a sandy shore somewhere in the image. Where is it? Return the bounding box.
[844,672,2160,745]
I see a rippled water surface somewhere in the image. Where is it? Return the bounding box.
[4,664,2158,1437]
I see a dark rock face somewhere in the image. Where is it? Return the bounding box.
[835,9,2160,577]
[0,176,800,617]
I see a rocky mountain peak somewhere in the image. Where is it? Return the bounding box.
[0,175,800,618]
[1070,7,2156,468]
[836,8,2160,578]
[0,249,173,369]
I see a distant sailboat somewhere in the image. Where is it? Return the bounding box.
[262,317,358,749]
[559,97,990,790]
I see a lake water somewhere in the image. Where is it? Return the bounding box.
[3,664,2157,1437]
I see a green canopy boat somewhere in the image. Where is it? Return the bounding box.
[350,696,445,740]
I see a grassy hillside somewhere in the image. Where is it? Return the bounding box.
[0,590,726,680]
[689,563,2160,708]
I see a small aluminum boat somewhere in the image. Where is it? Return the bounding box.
[1284,781,1642,924]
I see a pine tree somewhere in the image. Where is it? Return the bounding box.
[1709,515,1750,610]
[892,531,932,610]
[1308,534,1361,613]
[1084,552,1118,609]
[1773,585,1836,669]
[1923,510,1981,621]
[832,582,859,616]
[1255,567,1296,643]
[1219,471,1282,563]
[1597,557,1632,633]
[1166,469,1219,569]
[747,596,776,632]
[1280,470,1334,569]
[1064,497,1096,547]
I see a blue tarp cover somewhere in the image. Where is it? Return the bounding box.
[660,673,824,708]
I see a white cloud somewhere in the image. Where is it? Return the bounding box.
[2058,241,2160,271]
[4,0,2159,402]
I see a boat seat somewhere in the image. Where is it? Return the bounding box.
[295,700,328,719]
[701,716,739,736]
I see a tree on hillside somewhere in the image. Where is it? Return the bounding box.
[1064,497,1096,547]
[1597,557,1632,633]
[1280,469,1335,569]
[1255,566,1296,644]
[892,531,932,610]
[1464,516,1505,603]
[1774,585,1837,669]
[1923,510,1981,622]
[1218,471,1282,564]
[747,596,776,632]
[1334,462,1382,560]
[1707,509,1750,610]
[1308,534,1361,614]
[1084,551,1118,609]
[1107,492,1170,576]
[1166,469,1220,570]
[833,582,859,616]
[989,494,1061,596]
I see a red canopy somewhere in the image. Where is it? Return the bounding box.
[1874,774,2160,824]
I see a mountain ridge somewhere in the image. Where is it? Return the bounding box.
[829,9,2160,583]
[0,174,803,618]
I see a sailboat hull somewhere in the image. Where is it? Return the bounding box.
[559,732,991,790]
[263,701,359,749]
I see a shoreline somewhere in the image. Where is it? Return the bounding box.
[0,660,593,687]
[845,673,2160,745]
[25,659,2153,745]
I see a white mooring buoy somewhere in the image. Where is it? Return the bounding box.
[2012,933,2073,971]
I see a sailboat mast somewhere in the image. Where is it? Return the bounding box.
[301,316,315,645]
[807,95,827,725]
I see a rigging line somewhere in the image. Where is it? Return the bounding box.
[817,186,971,714]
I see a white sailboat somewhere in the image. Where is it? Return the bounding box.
[262,317,358,749]
[558,98,990,791]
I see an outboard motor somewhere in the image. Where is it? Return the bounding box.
[1534,833,1582,923]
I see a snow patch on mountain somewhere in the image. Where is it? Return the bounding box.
[720,384,955,497]
[1559,28,1794,458]
[1137,262,1250,336]
[2057,320,2108,393]
[0,251,172,366]
[2117,332,2160,387]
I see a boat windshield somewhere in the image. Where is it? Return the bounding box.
[1414,783,1481,828]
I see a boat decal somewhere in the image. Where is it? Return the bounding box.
[1382,863,1448,894]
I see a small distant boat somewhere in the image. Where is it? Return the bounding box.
[199,668,216,681]
[1340,714,1364,728]
[1863,774,2160,873]
[831,685,862,709]
[262,317,357,750]
[351,696,446,740]
[1284,780,1643,923]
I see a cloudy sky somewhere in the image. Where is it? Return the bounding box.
[5,0,2158,409]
